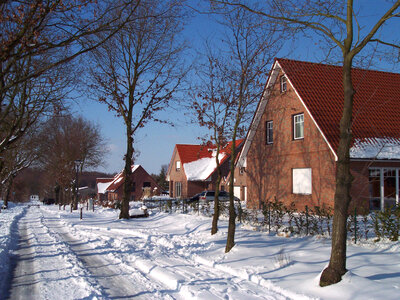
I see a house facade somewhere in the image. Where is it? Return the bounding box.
[238,58,400,213]
[167,141,243,199]
[96,165,162,205]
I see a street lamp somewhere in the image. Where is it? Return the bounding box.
[73,159,82,210]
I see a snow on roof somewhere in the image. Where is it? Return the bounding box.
[184,154,226,181]
[97,181,111,194]
[350,138,400,159]
[105,165,141,192]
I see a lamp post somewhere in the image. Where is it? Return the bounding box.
[73,160,82,210]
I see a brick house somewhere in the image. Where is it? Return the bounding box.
[238,58,400,212]
[167,140,243,199]
[96,165,162,204]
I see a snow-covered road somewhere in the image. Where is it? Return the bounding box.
[5,206,293,299]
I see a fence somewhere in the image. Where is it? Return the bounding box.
[143,197,400,243]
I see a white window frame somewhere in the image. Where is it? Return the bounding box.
[293,113,304,140]
[175,181,182,198]
[292,168,312,195]
[369,167,399,211]
[266,120,273,144]
[176,160,181,171]
[280,75,287,92]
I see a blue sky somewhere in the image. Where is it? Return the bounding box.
[72,1,400,176]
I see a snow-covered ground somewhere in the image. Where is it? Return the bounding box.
[1,202,400,299]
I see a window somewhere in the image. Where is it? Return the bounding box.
[175,181,182,198]
[280,75,287,92]
[131,182,136,192]
[176,160,181,171]
[143,182,151,188]
[293,113,304,140]
[369,168,399,211]
[292,168,312,194]
[266,120,273,144]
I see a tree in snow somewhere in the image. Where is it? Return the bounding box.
[88,0,188,219]
[190,42,236,235]
[38,115,106,208]
[211,0,400,285]
[200,5,283,251]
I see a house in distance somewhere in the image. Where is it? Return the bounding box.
[96,165,162,206]
[238,58,400,213]
[167,140,244,199]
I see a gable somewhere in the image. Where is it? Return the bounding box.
[278,59,400,155]
[240,58,400,164]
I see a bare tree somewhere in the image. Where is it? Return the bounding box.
[88,0,188,219]
[190,44,234,235]
[38,115,107,208]
[0,128,41,207]
[0,0,141,164]
[212,0,400,285]
[200,5,283,252]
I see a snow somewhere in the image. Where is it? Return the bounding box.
[2,200,400,299]
[97,181,110,194]
[350,137,400,159]
[184,154,226,181]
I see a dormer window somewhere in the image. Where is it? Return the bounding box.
[176,160,181,171]
[280,75,287,93]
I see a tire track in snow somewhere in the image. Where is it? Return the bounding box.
[66,223,294,299]
[42,214,167,300]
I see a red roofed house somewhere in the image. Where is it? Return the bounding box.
[238,58,400,213]
[167,140,244,199]
[96,165,162,205]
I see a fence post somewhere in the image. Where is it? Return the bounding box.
[80,207,83,220]
[354,207,357,244]
[306,205,309,235]
[268,201,271,233]
[70,204,72,213]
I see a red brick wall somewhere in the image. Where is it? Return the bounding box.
[168,149,188,198]
[246,70,336,210]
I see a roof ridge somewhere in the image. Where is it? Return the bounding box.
[277,57,400,76]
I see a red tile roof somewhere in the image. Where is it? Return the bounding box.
[277,58,400,153]
[176,139,244,164]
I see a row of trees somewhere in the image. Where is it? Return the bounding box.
[0,115,106,207]
[2,0,399,289]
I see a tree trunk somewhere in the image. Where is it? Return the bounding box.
[320,57,354,286]
[119,125,133,219]
[225,139,237,253]
[4,177,13,208]
[73,169,79,210]
[55,183,60,205]
[211,155,222,235]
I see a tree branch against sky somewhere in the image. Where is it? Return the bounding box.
[203,3,284,252]
[0,0,141,164]
[88,0,189,219]
[190,42,234,235]
[212,0,400,285]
